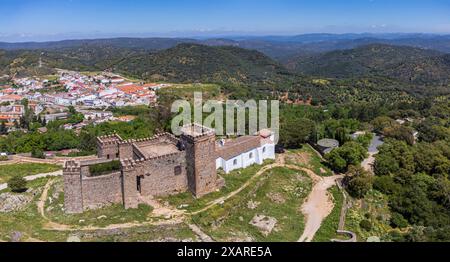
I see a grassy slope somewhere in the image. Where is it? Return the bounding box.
[191,167,312,242]
[162,160,274,213]
[0,163,61,183]
[285,144,334,177]
[344,190,393,242]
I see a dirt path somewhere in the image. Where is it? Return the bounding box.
[138,195,185,219]
[37,178,57,220]
[188,163,283,215]
[362,154,376,173]
[298,174,343,242]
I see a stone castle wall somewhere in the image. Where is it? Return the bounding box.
[64,126,223,213]
[129,151,188,197]
[81,171,122,210]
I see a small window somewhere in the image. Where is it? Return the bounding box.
[233,159,238,166]
[249,152,253,159]
[174,166,182,176]
[263,147,266,153]
[116,153,119,158]
[106,154,110,159]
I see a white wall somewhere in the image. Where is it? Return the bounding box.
[216,144,275,174]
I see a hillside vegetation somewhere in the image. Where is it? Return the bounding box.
[287,44,450,86]
[113,43,293,85]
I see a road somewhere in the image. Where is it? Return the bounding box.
[361,134,384,173]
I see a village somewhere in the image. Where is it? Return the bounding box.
[0,70,169,135]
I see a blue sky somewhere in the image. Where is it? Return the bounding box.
[1,0,450,41]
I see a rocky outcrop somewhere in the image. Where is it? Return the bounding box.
[0,193,33,213]
[249,214,277,236]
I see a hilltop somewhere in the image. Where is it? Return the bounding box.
[113,43,293,85]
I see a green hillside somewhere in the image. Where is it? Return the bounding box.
[287,44,450,86]
[113,43,293,86]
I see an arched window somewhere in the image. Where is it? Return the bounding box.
[263,147,266,153]
[249,152,253,159]
[233,159,238,166]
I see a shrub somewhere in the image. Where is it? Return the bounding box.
[31,148,45,159]
[390,213,409,229]
[0,155,8,161]
[89,160,121,176]
[359,219,372,231]
[7,176,28,193]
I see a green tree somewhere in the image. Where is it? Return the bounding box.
[0,121,7,135]
[326,142,367,172]
[374,154,400,176]
[371,116,396,133]
[390,212,409,229]
[279,117,316,148]
[344,165,373,198]
[7,175,28,193]
[383,125,415,145]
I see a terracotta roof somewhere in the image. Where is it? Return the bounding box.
[0,94,22,101]
[216,136,261,160]
[117,115,136,122]
[118,85,144,94]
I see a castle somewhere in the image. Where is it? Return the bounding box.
[63,123,275,213]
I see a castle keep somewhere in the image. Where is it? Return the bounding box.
[63,123,275,213]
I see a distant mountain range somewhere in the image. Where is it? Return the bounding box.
[2,33,450,61]
[1,33,450,95]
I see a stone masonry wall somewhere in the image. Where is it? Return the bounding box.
[193,135,218,197]
[98,144,119,160]
[136,152,188,197]
[63,162,83,214]
[181,133,218,197]
[81,172,122,210]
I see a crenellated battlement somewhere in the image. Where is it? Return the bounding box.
[120,150,185,171]
[180,123,215,140]
[115,132,179,146]
[97,133,123,146]
[64,160,81,173]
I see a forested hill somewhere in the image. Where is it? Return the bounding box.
[287,44,450,86]
[0,43,294,87]
[113,43,293,85]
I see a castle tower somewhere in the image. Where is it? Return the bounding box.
[96,134,123,160]
[63,160,83,214]
[181,123,217,197]
[121,158,139,209]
